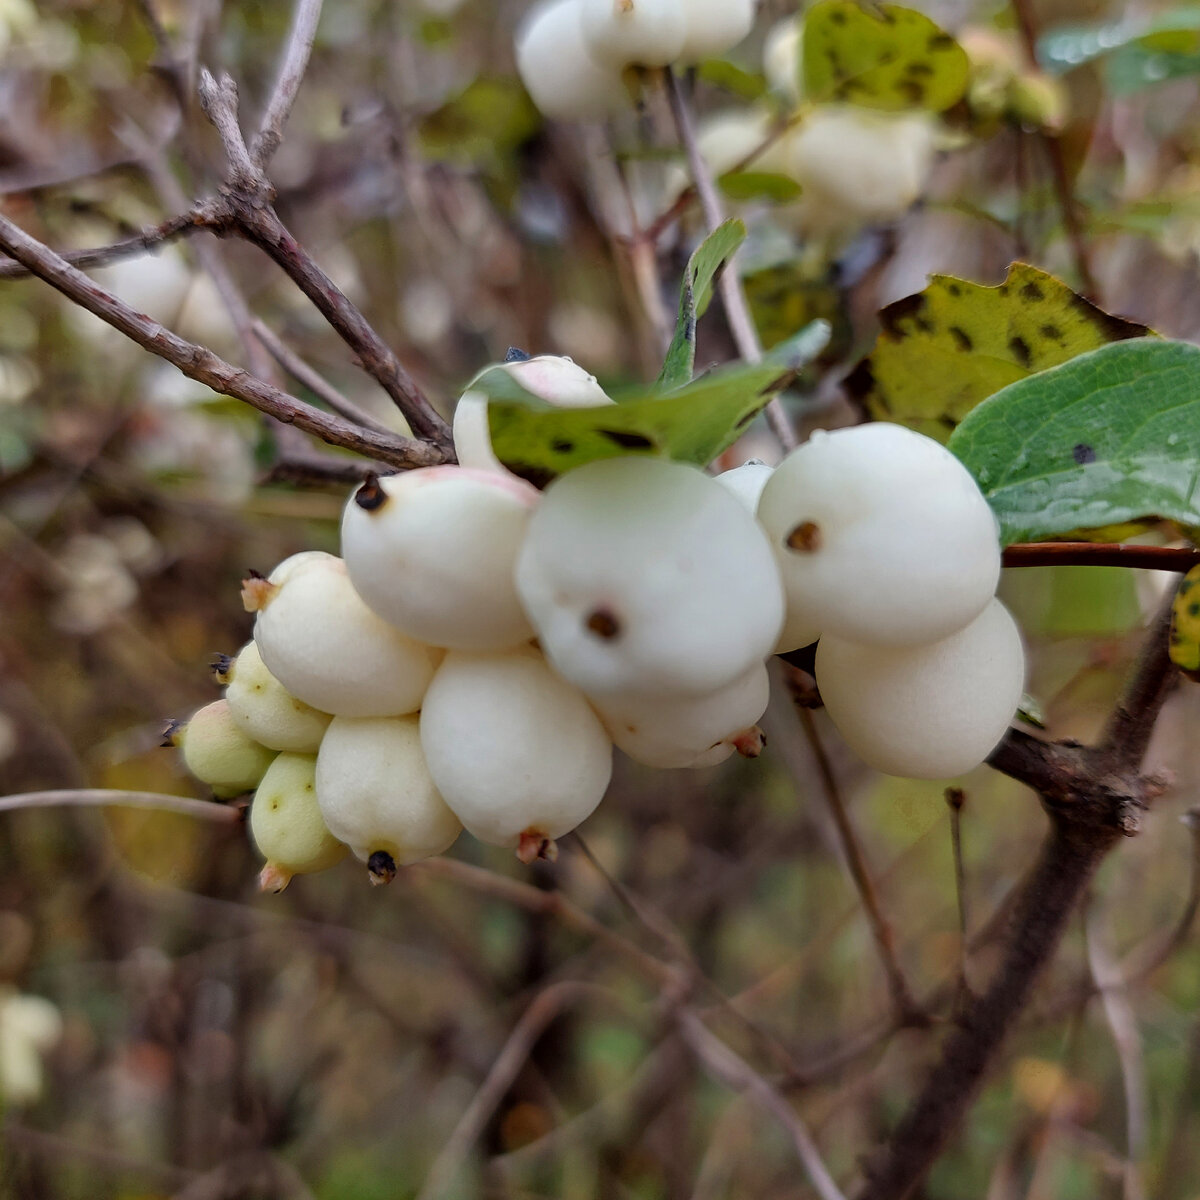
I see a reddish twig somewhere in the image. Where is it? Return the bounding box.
[1002,542,1200,572]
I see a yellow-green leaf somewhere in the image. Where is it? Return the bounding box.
[845,263,1152,440]
[1170,564,1200,681]
[802,0,969,112]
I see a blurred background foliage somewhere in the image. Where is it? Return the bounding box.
[3,0,1200,1197]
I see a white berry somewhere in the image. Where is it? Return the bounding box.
[218,641,332,753]
[517,0,629,120]
[714,460,774,513]
[340,467,539,651]
[250,753,346,892]
[757,424,1001,650]
[316,715,462,883]
[677,0,755,63]
[592,661,770,768]
[419,646,612,859]
[248,552,443,717]
[580,0,688,70]
[516,457,784,696]
[172,699,276,799]
[815,598,1026,779]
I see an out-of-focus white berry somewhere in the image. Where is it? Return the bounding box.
[763,16,803,103]
[250,753,346,892]
[592,661,770,768]
[218,641,332,753]
[454,354,614,475]
[786,107,938,234]
[171,699,276,799]
[580,0,687,69]
[815,598,1025,779]
[757,423,1000,650]
[340,467,539,651]
[714,460,774,513]
[517,0,629,120]
[419,646,612,860]
[247,552,442,717]
[316,715,462,883]
[0,987,62,1108]
[516,457,784,697]
[677,0,755,63]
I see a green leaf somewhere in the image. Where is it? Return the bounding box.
[717,170,804,203]
[657,219,747,391]
[802,0,969,112]
[483,321,830,487]
[845,263,1152,441]
[947,338,1200,545]
[1170,565,1200,680]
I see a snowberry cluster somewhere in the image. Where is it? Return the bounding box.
[515,0,755,120]
[169,355,1024,893]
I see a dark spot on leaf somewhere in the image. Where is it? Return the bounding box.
[1020,281,1045,302]
[900,80,927,104]
[879,50,897,64]
[786,521,823,553]
[830,8,847,23]
[1072,443,1096,465]
[879,8,896,23]
[354,472,388,511]
[1040,323,1064,342]
[1190,601,1200,617]
[928,32,956,50]
[1008,335,1032,368]
[585,607,621,640]
[880,292,929,338]
[598,429,656,450]
[907,61,935,77]
[949,326,973,352]
[843,358,877,408]
[1182,579,1194,593]
[551,438,574,454]
[505,347,532,362]
[946,282,962,296]
[1065,292,1151,341]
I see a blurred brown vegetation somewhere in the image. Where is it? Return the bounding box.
[3,0,1200,1197]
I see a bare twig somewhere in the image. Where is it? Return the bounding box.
[662,68,796,452]
[0,789,241,823]
[0,211,445,470]
[250,319,395,434]
[678,1011,847,1200]
[416,981,616,1200]
[0,211,210,279]
[196,71,450,447]
[793,705,923,1024]
[1085,911,1148,1200]
[946,787,972,1012]
[252,0,325,168]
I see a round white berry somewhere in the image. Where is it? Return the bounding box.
[763,16,803,103]
[173,699,276,799]
[677,0,755,63]
[592,661,770,768]
[340,467,539,651]
[249,552,443,717]
[814,598,1026,779]
[419,646,612,857]
[757,423,1001,650]
[714,460,774,513]
[515,457,784,696]
[219,641,332,753]
[250,753,346,892]
[316,715,462,883]
[580,0,688,70]
[517,0,629,120]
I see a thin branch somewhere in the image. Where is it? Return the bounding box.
[662,68,796,452]
[0,211,211,280]
[0,211,445,471]
[1002,543,1200,572]
[793,704,923,1023]
[416,981,614,1200]
[250,319,395,434]
[252,0,325,169]
[677,1011,847,1200]
[196,71,450,447]
[0,789,241,823]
